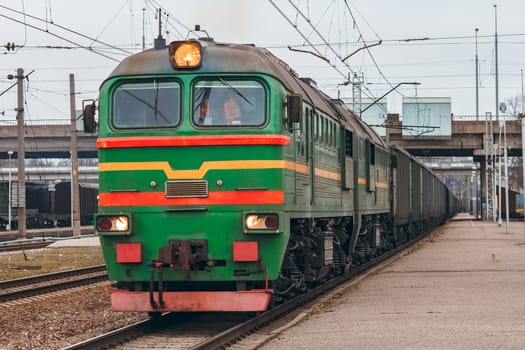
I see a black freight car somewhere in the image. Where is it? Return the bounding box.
[391,145,453,244]
[54,182,98,226]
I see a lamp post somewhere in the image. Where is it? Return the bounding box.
[494,4,502,228]
[7,151,12,231]
[500,102,510,234]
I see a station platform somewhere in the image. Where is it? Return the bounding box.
[260,214,525,349]
[48,235,100,247]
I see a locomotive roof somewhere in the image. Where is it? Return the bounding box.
[107,39,386,147]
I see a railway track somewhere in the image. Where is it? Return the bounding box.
[64,229,433,350]
[62,312,252,350]
[0,264,107,302]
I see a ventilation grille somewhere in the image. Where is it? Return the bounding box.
[165,180,208,198]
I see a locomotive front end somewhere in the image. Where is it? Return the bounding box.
[95,40,295,312]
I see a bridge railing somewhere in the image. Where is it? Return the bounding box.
[0,119,71,126]
[452,114,517,122]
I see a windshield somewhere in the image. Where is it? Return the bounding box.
[113,81,181,129]
[193,80,266,127]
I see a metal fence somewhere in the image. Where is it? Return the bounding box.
[452,114,517,122]
[0,119,71,126]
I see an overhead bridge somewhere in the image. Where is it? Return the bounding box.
[385,113,523,221]
[0,123,97,159]
[385,114,523,158]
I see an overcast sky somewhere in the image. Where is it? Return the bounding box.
[0,0,524,122]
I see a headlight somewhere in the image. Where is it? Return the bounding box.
[245,214,279,230]
[96,215,129,232]
[169,41,202,68]
[114,216,129,231]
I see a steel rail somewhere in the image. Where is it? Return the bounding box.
[61,313,202,350]
[61,317,162,350]
[0,265,107,301]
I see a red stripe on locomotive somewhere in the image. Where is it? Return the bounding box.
[99,190,285,206]
[97,134,291,149]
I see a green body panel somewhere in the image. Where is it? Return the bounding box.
[283,105,353,216]
[354,136,390,214]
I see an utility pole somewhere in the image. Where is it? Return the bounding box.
[492,114,497,222]
[494,4,502,228]
[521,69,525,233]
[521,68,525,114]
[475,28,479,123]
[7,151,12,231]
[485,111,490,221]
[497,103,510,233]
[476,28,485,219]
[16,68,26,239]
[69,74,81,236]
[493,3,509,234]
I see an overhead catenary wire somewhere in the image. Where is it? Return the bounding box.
[27,90,68,116]
[128,1,138,50]
[268,0,373,100]
[0,12,120,62]
[88,0,130,49]
[0,3,131,54]
[269,0,391,115]
[12,0,27,54]
[343,0,399,96]
[147,0,189,40]
[280,0,359,80]
[269,0,403,105]
[45,0,53,30]
[0,4,132,58]
[263,33,525,50]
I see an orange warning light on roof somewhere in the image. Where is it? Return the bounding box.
[169,41,202,69]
